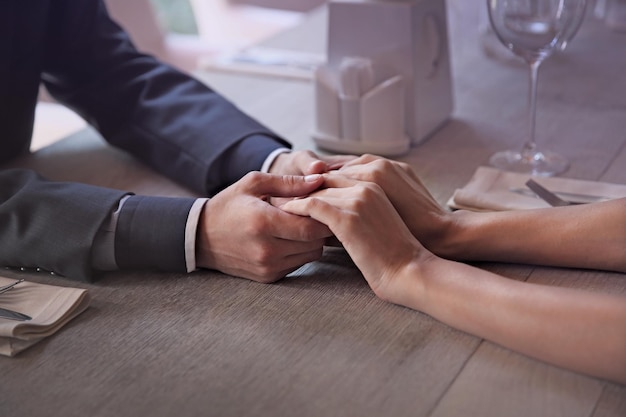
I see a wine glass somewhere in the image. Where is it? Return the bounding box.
[558,0,589,50]
[487,0,588,176]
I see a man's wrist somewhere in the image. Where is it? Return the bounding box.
[185,198,210,272]
[95,196,208,273]
[261,148,291,173]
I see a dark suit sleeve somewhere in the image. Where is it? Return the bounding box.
[41,0,290,196]
[114,195,196,272]
[0,169,198,281]
[0,169,127,281]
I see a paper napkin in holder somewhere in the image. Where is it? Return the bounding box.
[448,166,626,211]
[312,57,411,156]
[0,276,91,357]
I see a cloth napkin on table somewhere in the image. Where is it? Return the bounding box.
[448,166,626,211]
[0,276,90,357]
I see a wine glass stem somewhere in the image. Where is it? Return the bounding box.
[523,59,542,159]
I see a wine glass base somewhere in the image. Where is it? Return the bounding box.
[489,150,569,177]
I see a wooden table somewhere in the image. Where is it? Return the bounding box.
[2,1,625,416]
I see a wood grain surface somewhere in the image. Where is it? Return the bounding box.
[2,1,624,416]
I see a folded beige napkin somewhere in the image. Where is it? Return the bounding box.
[448,166,626,211]
[0,276,90,357]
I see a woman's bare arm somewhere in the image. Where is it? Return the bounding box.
[337,155,626,272]
[413,256,626,383]
[282,177,626,384]
[442,198,626,272]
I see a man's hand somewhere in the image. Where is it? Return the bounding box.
[268,150,356,176]
[196,172,333,283]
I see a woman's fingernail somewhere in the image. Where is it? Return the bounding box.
[305,174,322,182]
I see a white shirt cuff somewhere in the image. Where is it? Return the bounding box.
[261,148,291,173]
[185,198,210,273]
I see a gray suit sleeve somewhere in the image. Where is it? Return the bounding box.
[0,169,128,281]
[114,195,196,272]
[0,169,196,281]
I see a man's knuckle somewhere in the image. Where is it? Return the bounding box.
[254,245,274,265]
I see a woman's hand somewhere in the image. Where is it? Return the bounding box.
[335,155,455,256]
[281,175,433,306]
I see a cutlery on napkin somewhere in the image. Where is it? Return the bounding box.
[0,279,31,321]
[0,276,91,356]
[447,167,626,211]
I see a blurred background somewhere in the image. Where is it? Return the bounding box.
[33,0,327,150]
[102,0,329,74]
[151,0,199,35]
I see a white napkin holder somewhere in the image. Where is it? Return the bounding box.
[313,59,410,156]
[313,0,453,155]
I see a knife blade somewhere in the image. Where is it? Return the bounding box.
[0,278,25,295]
[0,307,31,321]
[525,179,574,207]
[509,186,611,205]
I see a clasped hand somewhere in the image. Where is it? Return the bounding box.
[280,155,443,305]
[195,152,448,287]
[194,150,356,282]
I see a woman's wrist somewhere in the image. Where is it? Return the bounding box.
[414,209,474,260]
[433,209,521,263]
[379,248,440,312]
